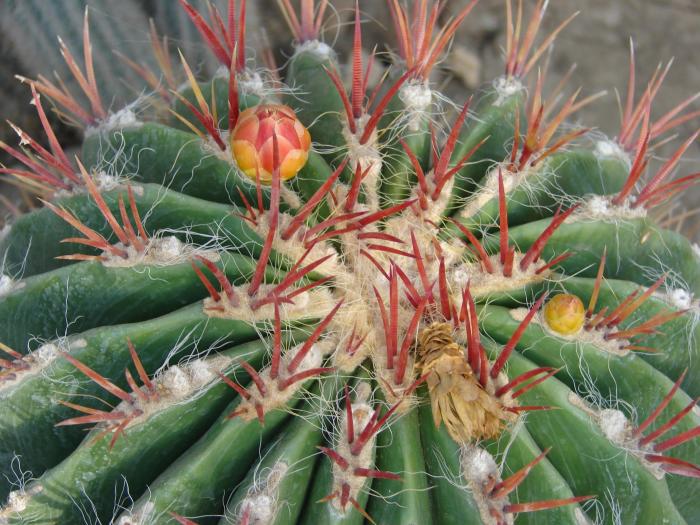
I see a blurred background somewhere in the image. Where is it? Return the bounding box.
[0,0,698,237]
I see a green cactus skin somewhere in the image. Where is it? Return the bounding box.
[0,2,699,525]
[0,184,265,277]
[0,252,269,351]
[283,43,345,157]
[80,123,269,207]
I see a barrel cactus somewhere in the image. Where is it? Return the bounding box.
[0,0,699,523]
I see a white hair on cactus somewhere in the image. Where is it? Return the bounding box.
[234,462,289,524]
[239,70,266,96]
[492,76,523,105]
[102,234,219,268]
[160,365,190,394]
[101,107,140,131]
[594,140,629,166]
[243,494,275,522]
[93,171,124,192]
[668,288,693,310]
[399,81,434,132]
[598,409,629,444]
[295,40,335,60]
[587,195,611,216]
[461,445,498,485]
[574,194,647,221]
[0,275,16,298]
[400,83,432,111]
[85,96,147,138]
[0,484,42,518]
[4,490,29,513]
[148,236,185,261]
[31,343,60,367]
[188,358,217,386]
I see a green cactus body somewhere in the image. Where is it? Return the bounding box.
[0,2,698,525]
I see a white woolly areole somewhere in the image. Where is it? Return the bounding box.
[492,76,523,106]
[209,67,266,96]
[104,108,139,130]
[160,365,189,393]
[599,409,629,444]
[587,195,612,216]
[102,235,218,268]
[400,82,432,111]
[188,359,218,385]
[156,356,222,399]
[236,462,289,524]
[213,64,230,79]
[461,445,499,485]
[31,343,60,367]
[4,491,28,513]
[567,392,665,480]
[0,484,42,519]
[107,354,230,434]
[94,171,125,192]
[667,288,693,310]
[460,444,517,525]
[150,236,185,261]
[243,495,275,522]
[212,66,265,95]
[239,71,265,96]
[399,81,433,132]
[0,341,63,395]
[86,108,142,137]
[572,195,647,222]
[594,140,630,166]
[295,40,335,61]
[0,275,17,298]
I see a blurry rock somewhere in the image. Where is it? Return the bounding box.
[447,45,482,89]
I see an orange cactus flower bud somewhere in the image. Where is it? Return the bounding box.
[543,293,585,335]
[231,104,311,184]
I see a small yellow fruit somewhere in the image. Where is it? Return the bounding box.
[543,293,585,335]
[231,104,311,184]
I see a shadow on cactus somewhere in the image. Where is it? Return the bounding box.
[0,1,698,524]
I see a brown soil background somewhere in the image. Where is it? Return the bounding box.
[1,0,698,238]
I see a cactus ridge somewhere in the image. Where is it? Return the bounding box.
[0,1,699,524]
